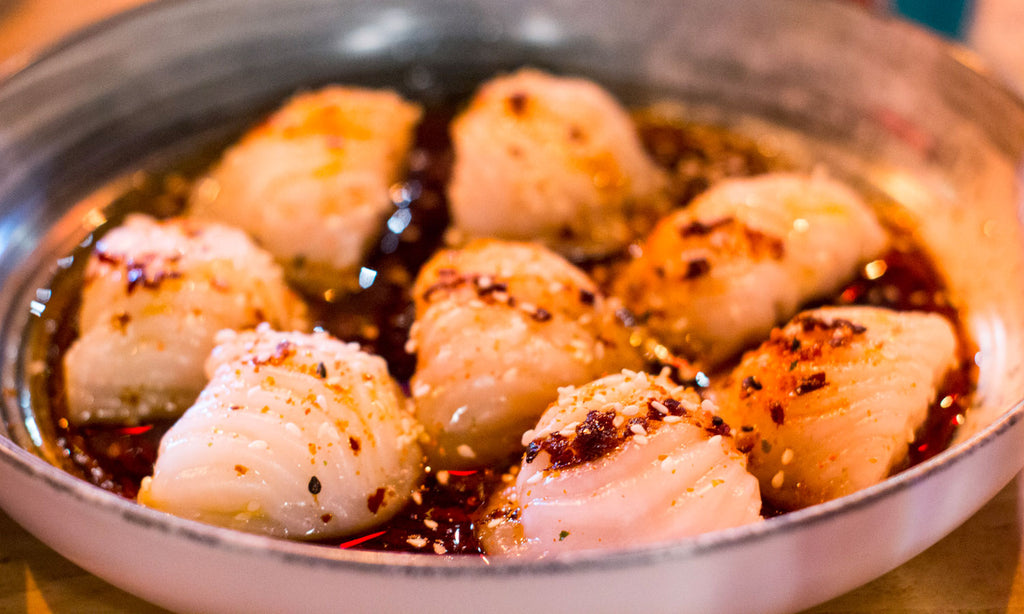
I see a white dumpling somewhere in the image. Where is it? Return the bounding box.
[409,239,643,468]
[63,214,308,425]
[713,306,958,510]
[448,68,668,259]
[137,325,424,540]
[615,172,888,366]
[189,85,423,294]
[479,370,761,555]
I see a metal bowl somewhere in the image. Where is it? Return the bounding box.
[3,1,1024,612]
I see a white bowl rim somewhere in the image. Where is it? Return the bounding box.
[3,0,1024,583]
[3,396,1022,577]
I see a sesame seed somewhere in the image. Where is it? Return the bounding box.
[634,435,649,445]
[781,448,795,465]
[406,536,428,548]
[663,416,682,423]
[771,470,785,489]
[701,399,718,413]
[612,415,625,427]
[622,404,639,416]
[708,434,722,446]
[487,518,503,528]
[651,401,669,414]
[629,424,647,436]
[423,519,439,530]
[404,338,418,353]
[433,543,447,555]
[457,444,476,459]
[436,470,450,486]
[317,422,340,442]
[521,429,536,446]
[411,491,423,505]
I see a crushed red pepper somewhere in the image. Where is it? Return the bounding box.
[36,103,973,556]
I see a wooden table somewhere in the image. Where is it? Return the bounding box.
[3,1,1024,612]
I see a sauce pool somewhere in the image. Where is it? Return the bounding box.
[37,105,972,554]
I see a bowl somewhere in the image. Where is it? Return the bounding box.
[3,1,1024,612]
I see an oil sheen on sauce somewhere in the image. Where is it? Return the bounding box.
[37,106,973,556]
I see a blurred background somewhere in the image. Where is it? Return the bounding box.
[0,0,1022,96]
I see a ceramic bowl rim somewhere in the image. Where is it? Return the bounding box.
[3,0,1024,581]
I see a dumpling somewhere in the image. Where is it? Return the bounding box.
[63,214,308,425]
[479,370,761,555]
[713,306,958,510]
[447,68,668,259]
[137,325,424,540]
[189,85,423,295]
[409,239,644,468]
[615,172,888,366]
